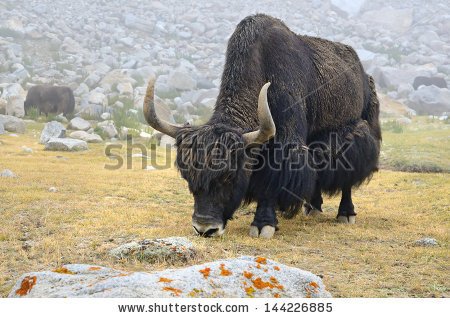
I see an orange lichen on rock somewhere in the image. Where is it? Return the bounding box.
[199,267,211,278]
[273,266,280,271]
[219,263,232,276]
[309,281,319,289]
[88,267,101,271]
[245,286,255,297]
[270,276,279,284]
[255,257,267,264]
[243,271,253,279]
[274,293,280,298]
[158,277,173,283]
[251,277,284,290]
[256,264,261,269]
[52,267,74,275]
[15,276,37,296]
[163,286,182,297]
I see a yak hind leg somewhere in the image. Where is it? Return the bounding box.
[304,181,323,217]
[336,186,356,224]
[249,199,278,239]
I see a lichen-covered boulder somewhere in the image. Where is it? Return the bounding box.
[8,256,331,298]
[109,237,195,263]
[40,121,66,144]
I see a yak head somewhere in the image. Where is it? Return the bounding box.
[143,79,275,237]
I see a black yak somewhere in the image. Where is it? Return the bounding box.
[143,14,381,238]
[24,85,75,117]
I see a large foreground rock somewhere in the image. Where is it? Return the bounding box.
[40,121,66,144]
[8,256,330,298]
[0,115,26,133]
[44,138,88,151]
[407,85,450,115]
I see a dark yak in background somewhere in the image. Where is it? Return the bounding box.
[143,14,381,238]
[24,85,75,117]
[412,76,448,90]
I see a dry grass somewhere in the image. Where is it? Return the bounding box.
[0,124,448,297]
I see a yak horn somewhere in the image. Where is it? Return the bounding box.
[143,78,183,138]
[243,82,276,145]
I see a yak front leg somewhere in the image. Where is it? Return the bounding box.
[249,199,278,239]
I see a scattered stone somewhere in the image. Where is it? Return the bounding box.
[48,187,58,193]
[68,117,91,131]
[167,71,197,91]
[44,138,88,151]
[0,115,26,134]
[69,131,103,143]
[8,256,331,298]
[21,146,33,153]
[0,169,17,178]
[109,237,195,263]
[97,120,118,138]
[0,122,5,134]
[40,121,66,144]
[414,237,438,247]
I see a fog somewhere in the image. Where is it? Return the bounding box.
[0,0,449,121]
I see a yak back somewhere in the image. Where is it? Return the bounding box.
[211,14,373,143]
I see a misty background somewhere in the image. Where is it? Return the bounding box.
[0,0,449,130]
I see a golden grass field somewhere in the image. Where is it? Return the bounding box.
[0,119,449,297]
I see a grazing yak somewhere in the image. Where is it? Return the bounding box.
[143,14,381,238]
[24,85,75,117]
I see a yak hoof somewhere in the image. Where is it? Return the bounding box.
[259,225,276,239]
[337,215,356,224]
[249,225,260,238]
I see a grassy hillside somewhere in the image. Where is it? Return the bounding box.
[0,119,448,297]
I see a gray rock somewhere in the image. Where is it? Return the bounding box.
[44,138,88,151]
[21,146,33,153]
[414,237,438,247]
[116,82,133,96]
[68,117,91,131]
[1,169,17,178]
[109,237,195,263]
[167,71,197,91]
[0,115,26,133]
[361,8,413,33]
[5,96,25,118]
[407,86,450,115]
[97,120,118,138]
[331,0,366,17]
[48,187,58,193]
[69,131,103,143]
[88,91,108,107]
[8,256,331,298]
[40,121,66,144]
[0,122,5,134]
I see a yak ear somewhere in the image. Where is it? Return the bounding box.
[143,78,183,138]
[243,82,276,145]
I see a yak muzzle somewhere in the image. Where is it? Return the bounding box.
[192,214,225,237]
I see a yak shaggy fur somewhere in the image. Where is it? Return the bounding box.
[24,85,75,116]
[177,14,381,220]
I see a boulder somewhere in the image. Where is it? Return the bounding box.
[8,256,331,298]
[0,122,5,134]
[40,121,66,144]
[68,117,91,131]
[0,115,26,133]
[407,85,450,115]
[97,120,118,138]
[69,131,103,143]
[44,138,88,151]
[330,0,366,17]
[5,96,25,118]
[116,82,133,96]
[361,8,413,34]
[160,134,176,148]
[167,71,197,91]
[109,237,195,263]
[88,91,108,107]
